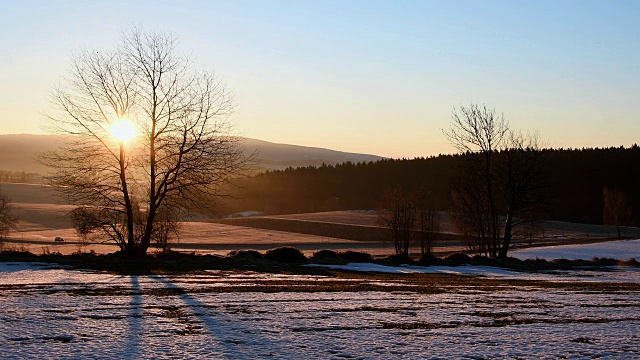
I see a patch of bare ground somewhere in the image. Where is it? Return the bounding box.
[2,248,639,295]
[381,315,640,330]
[2,268,639,297]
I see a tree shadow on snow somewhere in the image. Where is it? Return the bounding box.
[149,275,285,358]
[124,276,143,357]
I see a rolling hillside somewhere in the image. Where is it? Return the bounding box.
[0,134,383,174]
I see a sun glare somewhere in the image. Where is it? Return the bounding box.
[110,120,137,143]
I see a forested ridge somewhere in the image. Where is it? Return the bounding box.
[221,146,640,225]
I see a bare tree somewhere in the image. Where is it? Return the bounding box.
[603,186,632,238]
[0,188,18,241]
[414,186,440,258]
[515,218,544,246]
[497,131,548,257]
[42,28,248,256]
[378,187,416,256]
[444,104,546,258]
[444,104,507,257]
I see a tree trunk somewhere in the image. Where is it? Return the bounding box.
[499,209,514,258]
[485,151,500,258]
[119,143,135,251]
[140,107,158,255]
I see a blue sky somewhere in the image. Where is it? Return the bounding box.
[1,0,638,157]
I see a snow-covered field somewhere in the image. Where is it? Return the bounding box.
[310,262,640,284]
[1,261,639,359]
[512,239,640,261]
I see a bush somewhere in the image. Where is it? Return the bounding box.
[553,258,586,267]
[591,257,618,267]
[383,253,415,265]
[418,254,443,266]
[264,247,307,263]
[619,258,640,267]
[338,251,373,263]
[494,256,525,269]
[309,249,346,265]
[444,253,472,266]
[523,258,554,270]
[471,255,497,266]
[227,249,264,260]
[155,249,193,260]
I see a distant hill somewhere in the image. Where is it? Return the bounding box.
[244,138,383,170]
[0,134,384,174]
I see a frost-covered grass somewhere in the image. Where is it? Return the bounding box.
[513,239,640,261]
[1,262,639,359]
[310,262,640,284]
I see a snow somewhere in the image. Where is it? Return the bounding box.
[308,262,640,283]
[310,262,520,275]
[1,261,639,359]
[225,210,264,218]
[512,239,640,261]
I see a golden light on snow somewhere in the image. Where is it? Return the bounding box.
[110,119,137,143]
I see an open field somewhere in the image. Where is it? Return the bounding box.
[3,183,640,358]
[3,183,640,257]
[1,261,639,359]
[5,221,400,256]
[1,184,398,255]
[239,210,640,241]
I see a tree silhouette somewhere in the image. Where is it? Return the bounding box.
[603,186,632,238]
[444,104,547,258]
[0,187,17,240]
[414,186,440,257]
[42,28,249,256]
[378,187,415,255]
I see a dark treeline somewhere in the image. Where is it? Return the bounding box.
[221,146,640,225]
[0,170,42,184]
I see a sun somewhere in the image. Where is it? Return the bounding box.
[110,120,137,143]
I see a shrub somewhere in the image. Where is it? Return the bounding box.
[383,253,415,265]
[155,249,195,260]
[619,258,640,267]
[313,249,339,258]
[418,254,443,266]
[523,258,554,270]
[310,250,346,265]
[471,255,498,267]
[338,251,373,263]
[264,247,307,263]
[444,253,472,266]
[494,256,525,269]
[227,249,264,260]
[591,257,618,267]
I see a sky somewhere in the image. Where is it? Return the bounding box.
[1,0,638,158]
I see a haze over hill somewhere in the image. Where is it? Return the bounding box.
[0,134,383,174]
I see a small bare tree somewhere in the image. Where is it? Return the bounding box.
[0,188,18,241]
[603,186,632,238]
[42,28,249,256]
[414,186,440,258]
[378,187,416,256]
[515,218,544,246]
[150,205,182,251]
